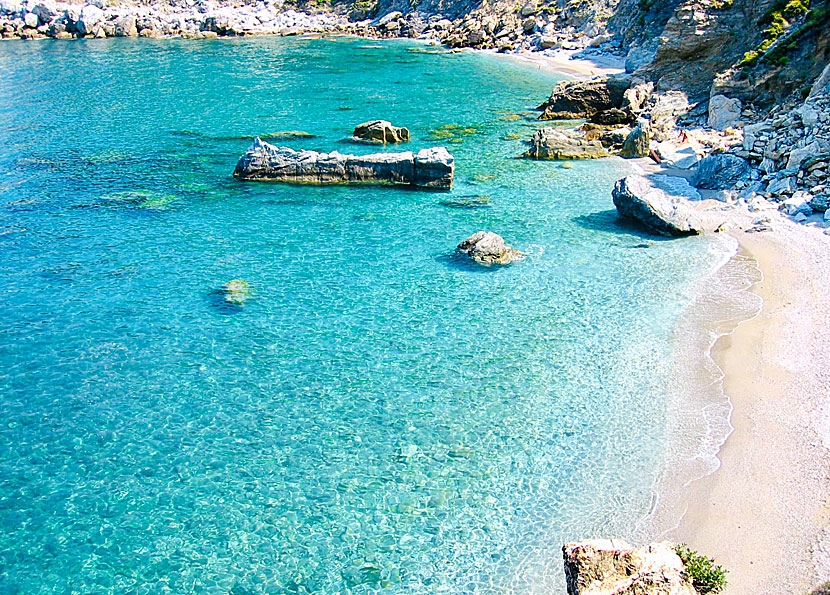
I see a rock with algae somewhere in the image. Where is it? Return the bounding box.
[222,279,252,305]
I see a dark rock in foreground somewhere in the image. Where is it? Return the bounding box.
[457,231,523,265]
[234,137,454,189]
[563,540,696,595]
[612,175,702,237]
[351,120,410,144]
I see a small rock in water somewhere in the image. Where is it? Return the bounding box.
[351,120,409,144]
[222,279,251,305]
[457,231,524,265]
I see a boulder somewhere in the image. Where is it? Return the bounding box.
[538,77,631,121]
[457,231,523,265]
[707,95,742,130]
[75,3,103,35]
[612,174,702,237]
[22,10,36,27]
[692,154,750,190]
[351,120,410,144]
[620,123,649,158]
[233,138,454,189]
[563,540,697,595]
[114,14,138,37]
[31,2,57,24]
[523,128,609,160]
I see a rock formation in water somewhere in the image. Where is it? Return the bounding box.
[563,540,697,595]
[350,120,410,144]
[523,128,609,160]
[612,174,702,237]
[234,137,454,189]
[222,279,251,305]
[457,231,524,265]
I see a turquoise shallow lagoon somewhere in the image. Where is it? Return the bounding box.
[0,37,730,594]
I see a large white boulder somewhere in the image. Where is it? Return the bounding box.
[75,3,103,35]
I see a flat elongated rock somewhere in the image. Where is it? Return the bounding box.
[234,137,453,189]
[612,174,702,237]
[457,231,523,265]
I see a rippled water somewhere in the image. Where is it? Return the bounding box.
[0,37,730,594]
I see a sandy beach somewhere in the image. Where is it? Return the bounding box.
[663,221,830,594]
[491,47,625,79]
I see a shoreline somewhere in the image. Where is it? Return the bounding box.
[663,223,830,594]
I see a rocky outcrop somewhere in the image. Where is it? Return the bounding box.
[563,540,697,595]
[523,128,609,160]
[456,231,523,265]
[351,120,410,144]
[538,77,636,123]
[729,88,830,210]
[234,138,454,189]
[692,153,750,190]
[612,174,702,237]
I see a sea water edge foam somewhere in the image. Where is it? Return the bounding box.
[639,234,764,542]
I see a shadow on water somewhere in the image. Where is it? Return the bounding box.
[573,210,676,243]
[436,251,519,273]
[205,289,246,316]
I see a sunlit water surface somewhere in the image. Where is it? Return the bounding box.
[0,37,730,594]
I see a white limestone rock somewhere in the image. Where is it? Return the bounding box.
[708,94,742,130]
[456,231,524,265]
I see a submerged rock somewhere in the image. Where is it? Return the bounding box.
[234,137,454,189]
[222,279,251,305]
[523,128,608,160]
[457,231,523,265]
[351,120,410,144]
[563,540,696,595]
[612,174,702,237]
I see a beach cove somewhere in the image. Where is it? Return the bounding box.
[0,35,827,595]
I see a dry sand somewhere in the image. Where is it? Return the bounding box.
[490,48,625,79]
[665,221,830,594]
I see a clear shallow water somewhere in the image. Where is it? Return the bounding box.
[0,37,729,594]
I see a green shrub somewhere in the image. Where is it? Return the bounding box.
[676,544,728,595]
[737,50,760,67]
[711,0,733,9]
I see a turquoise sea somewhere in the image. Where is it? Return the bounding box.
[0,37,731,594]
